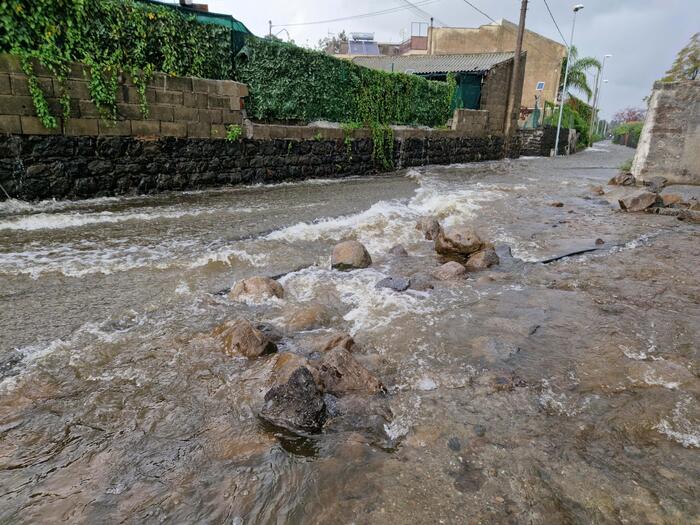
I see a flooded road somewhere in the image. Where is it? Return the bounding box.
[1,143,698,524]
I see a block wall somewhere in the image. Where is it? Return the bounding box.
[0,53,246,139]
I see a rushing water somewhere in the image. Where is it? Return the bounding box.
[1,143,698,524]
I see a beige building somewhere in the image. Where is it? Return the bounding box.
[428,20,566,109]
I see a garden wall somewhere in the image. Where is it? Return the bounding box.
[518,126,577,157]
[632,80,700,185]
[0,52,517,201]
[0,134,508,201]
[0,53,246,139]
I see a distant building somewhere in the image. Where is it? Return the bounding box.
[428,20,566,109]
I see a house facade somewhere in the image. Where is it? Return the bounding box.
[428,20,566,109]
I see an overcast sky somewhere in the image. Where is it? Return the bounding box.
[200,0,698,119]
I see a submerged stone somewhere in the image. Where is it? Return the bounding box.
[464,246,500,272]
[431,261,467,281]
[317,347,384,396]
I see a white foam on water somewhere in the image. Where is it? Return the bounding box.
[0,196,126,214]
[264,181,505,253]
[0,239,196,278]
[188,245,270,269]
[655,397,700,448]
[416,377,438,391]
[0,205,258,232]
[641,369,680,390]
[280,266,433,335]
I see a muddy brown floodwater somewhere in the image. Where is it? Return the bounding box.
[1,142,698,524]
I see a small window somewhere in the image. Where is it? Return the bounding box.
[535,81,545,91]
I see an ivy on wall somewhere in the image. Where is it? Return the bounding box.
[235,38,455,168]
[0,0,235,126]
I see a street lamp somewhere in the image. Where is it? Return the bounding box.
[554,4,585,156]
[588,54,612,144]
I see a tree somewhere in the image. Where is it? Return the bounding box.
[317,30,348,54]
[614,107,646,123]
[663,33,699,81]
[559,46,601,101]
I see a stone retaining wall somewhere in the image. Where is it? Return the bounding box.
[632,80,700,185]
[0,134,507,201]
[518,126,577,157]
[0,53,246,139]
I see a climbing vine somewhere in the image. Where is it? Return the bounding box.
[0,0,237,127]
[235,38,456,168]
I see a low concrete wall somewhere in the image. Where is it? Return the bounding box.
[0,53,246,138]
[452,109,489,135]
[0,134,508,201]
[632,80,700,185]
[518,126,577,157]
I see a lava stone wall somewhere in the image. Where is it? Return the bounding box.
[518,126,576,157]
[0,134,507,201]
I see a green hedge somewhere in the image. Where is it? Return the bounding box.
[234,37,454,128]
[613,121,644,148]
[0,0,239,125]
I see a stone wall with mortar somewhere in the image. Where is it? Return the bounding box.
[632,80,700,185]
[0,134,508,201]
[0,53,246,139]
[518,126,577,157]
[0,53,518,200]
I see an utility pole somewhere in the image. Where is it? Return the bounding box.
[588,54,611,144]
[555,4,585,156]
[504,0,528,153]
[268,20,272,37]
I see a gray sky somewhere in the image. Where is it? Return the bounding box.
[203,0,699,120]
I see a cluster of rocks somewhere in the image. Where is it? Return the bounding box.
[210,265,388,438]
[208,218,498,439]
[610,173,700,222]
[419,217,500,280]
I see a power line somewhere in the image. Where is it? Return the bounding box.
[272,0,438,28]
[542,0,568,46]
[399,0,447,26]
[458,0,496,24]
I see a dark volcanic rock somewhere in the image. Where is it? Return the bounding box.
[260,367,326,433]
[376,276,410,292]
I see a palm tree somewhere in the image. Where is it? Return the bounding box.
[559,46,601,101]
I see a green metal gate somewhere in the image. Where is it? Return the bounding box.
[453,73,482,110]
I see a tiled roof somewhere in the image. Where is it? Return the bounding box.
[352,52,515,74]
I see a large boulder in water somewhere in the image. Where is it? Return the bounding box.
[317,347,384,396]
[618,190,659,212]
[331,240,372,270]
[212,318,277,358]
[260,367,326,433]
[229,276,284,302]
[416,216,442,240]
[464,245,500,272]
[431,261,467,281]
[435,225,485,261]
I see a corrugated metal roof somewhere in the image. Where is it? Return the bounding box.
[352,52,515,75]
